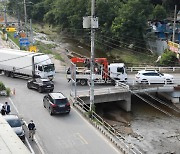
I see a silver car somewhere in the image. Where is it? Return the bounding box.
[135,70,174,84]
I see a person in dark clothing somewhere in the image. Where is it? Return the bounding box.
[4,102,11,114]
[28,120,36,141]
[1,105,6,115]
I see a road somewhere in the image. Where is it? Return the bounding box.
[0,72,120,154]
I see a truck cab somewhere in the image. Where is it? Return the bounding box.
[108,63,127,82]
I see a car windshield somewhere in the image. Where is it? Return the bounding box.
[55,98,68,105]
[159,72,164,76]
[43,64,55,72]
[7,119,22,127]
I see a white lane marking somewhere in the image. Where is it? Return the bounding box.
[9,97,19,114]
[76,133,88,144]
[72,107,120,154]
[8,97,40,154]
[24,121,45,154]
[25,137,35,154]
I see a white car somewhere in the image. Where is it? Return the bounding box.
[135,70,174,84]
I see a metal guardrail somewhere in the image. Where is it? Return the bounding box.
[73,97,142,154]
[127,67,180,72]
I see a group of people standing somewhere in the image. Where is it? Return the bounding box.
[1,102,11,115]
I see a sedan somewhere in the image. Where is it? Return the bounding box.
[135,70,174,84]
[3,114,25,142]
[27,78,54,93]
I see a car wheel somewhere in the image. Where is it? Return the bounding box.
[165,79,172,84]
[49,108,53,115]
[27,83,31,89]
[43,102,46,108]
[50,89,54,92]
[80,79,87,86]
[141,79,149,84]
[38,87,43,93]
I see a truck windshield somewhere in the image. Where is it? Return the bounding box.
[43,64,55,72]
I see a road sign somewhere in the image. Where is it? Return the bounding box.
[19,38,30,46]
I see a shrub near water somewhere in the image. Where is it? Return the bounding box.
[0,82,6,91]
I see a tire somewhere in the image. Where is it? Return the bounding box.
[27,83,31,89]
[49,89,54,92]
[141,79,149,84]
[10,72,14,78]
[5,71,10,77]
[43,102,46,108]
[38,87,43,93]
[49,108,53,115]
[80,79,87,86]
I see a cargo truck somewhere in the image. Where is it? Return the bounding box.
[67,57,127,85]
[0,48,55,80]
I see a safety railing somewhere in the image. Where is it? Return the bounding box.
[73,96,142,154]
[127,67,180,73]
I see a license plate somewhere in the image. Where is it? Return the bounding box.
[47,86,51,88]
[59,105,65,107]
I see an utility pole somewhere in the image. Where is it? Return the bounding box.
[172,5,177,42]
[23,0,27,36]
[4,3,7,26]
[83,0,98,112]
[30,19,33,44]
[90,0,95,111]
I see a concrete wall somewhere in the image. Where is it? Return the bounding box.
[79,91,131,111]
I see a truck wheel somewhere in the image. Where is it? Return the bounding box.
[10,72,14,78]
[5,71,10,77]
[38,87,43,93]
[80,79,87,86]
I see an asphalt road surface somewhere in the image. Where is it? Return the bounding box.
[0,72,120,154]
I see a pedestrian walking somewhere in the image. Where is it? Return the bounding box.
[4,102,11,114]
[1,105,6,115]
[28,120,36,141]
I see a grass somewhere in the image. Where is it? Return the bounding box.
[7,32,20,47]
[109,48,158,67]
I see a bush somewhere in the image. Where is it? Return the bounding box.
[0,82,6,91]
[6,88,11,97]
[159,49,178,66]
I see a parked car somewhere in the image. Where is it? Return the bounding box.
[43,92,71,115]
[27,78,54,93]
[135,70,174,84]
[3,114,25,142]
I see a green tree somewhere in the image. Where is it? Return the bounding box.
[159,49,178,66]
[152,5,166,20]
[111,0,153,48]
[0,82,6,91]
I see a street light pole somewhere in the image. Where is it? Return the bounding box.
[172,5,177,42]
[90,0,95,111]
[23,0,27,35]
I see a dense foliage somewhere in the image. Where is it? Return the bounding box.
[6,0,180,54]
[159,49,178,66]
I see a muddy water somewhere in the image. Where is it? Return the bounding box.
[95,95,173,125]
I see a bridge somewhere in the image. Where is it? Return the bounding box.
[76,83,180,111]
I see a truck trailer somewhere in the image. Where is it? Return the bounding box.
[67,57,127,85]
[0,48,55,80]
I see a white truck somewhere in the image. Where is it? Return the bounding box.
[67,57,127,85]
[0,48,55,80]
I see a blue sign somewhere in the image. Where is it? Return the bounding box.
[19,38,30,46]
